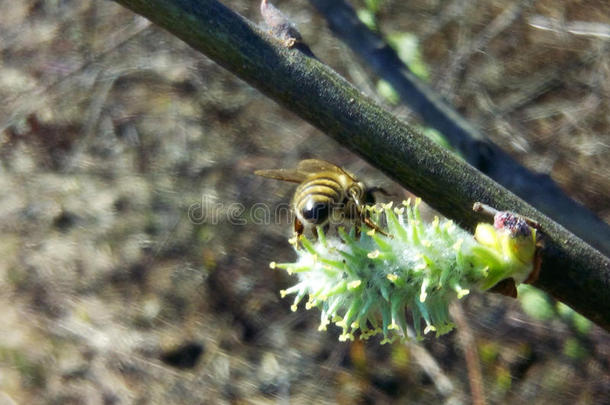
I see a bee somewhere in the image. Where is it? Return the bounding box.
[255,159,387,238]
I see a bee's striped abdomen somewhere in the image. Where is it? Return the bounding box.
[294,177,344,225]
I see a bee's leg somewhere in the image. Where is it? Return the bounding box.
[290,218,305,249]
[293,218,304,236]
[350,189,391,238]
[488,278,518,298]
[363,216,391,238]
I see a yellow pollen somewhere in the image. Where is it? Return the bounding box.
[457,289,470,299]
[367,250,380,259]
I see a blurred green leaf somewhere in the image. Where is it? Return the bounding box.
[376,79,400,105]
[556,302,593,334]
[518,285,554,321]
[356,8,377,30]
[572,313,593,334]
[496,366,512,393]
[563,338,588,359]
[421,127,453,151]
[556,301,572,317]
[364,0,383,13]
[479,340,500,364]
[391,345,410,369]
[386,32,429,81]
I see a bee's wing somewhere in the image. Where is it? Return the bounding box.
[298,159,359,181]
[254,168,309,183]
[297,159,343,174]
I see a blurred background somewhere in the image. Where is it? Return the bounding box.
[0,0,608,403]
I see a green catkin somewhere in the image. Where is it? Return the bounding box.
[273,199,537,343]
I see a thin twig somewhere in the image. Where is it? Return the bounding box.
[406,339,458,401]
[451,303,486,405]
[529,16,610,39]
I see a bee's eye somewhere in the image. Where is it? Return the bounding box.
[301,200,330,225]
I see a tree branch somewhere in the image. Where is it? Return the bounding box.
[308,0,610,257]
[112,0,610,331]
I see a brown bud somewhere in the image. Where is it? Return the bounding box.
[493,211,532,239]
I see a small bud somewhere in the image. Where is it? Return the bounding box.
[494,211,532,238]
[260,0,302,47]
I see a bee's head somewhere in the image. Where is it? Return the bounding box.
[363,189,376,205]
[363,186,390,205]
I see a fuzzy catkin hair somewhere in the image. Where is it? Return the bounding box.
[272,199,536,343]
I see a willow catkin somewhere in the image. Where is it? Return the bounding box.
[271,199,537,343]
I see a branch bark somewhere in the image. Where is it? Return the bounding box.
[112,0,610,331]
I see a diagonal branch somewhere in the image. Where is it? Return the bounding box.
[308,0,610,257]
[112,0,610,331]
